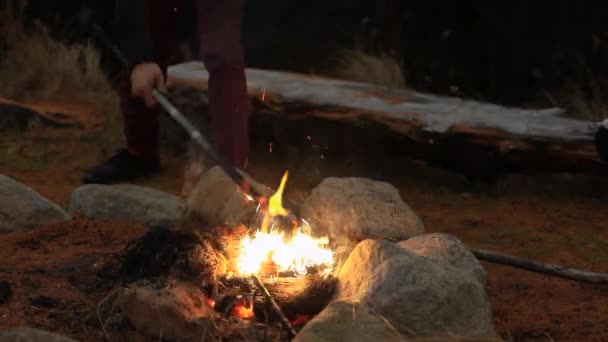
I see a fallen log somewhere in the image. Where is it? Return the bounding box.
[167,62,606,179]
[472,249,608,284]
[0,96,89,130]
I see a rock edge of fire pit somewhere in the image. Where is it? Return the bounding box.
[301,177,425,265]
[399,233,487,285]
[0,327,78,342]
[116,281,217,341]
[186,166,258,226]
[0,174,70,233]
[68,184,184,225]
[294,299,405,342]
[337,239,495,339]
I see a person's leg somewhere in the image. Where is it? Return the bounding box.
[197,0,251,169]
[122,0,176,162]
[83,0,176,184]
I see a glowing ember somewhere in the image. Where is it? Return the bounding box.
[236,171,334,276]
[206,297,216,308]
[232,304,254,319]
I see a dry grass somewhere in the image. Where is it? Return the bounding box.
[0,2,118,117]
[560,80,607,121]
[0,1,122,157]
[331,49,406,89]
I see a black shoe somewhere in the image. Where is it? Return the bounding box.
[83,149,161,184]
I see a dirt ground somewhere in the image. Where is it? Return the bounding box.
[1,104,608,341]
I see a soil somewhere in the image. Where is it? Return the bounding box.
[1,103,608,341]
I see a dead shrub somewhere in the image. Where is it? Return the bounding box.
[331,49,406,89]
[559,79,607,121]
[0,2,117,114]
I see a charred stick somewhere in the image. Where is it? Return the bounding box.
[472,249,608,284]
[252,276,297,338]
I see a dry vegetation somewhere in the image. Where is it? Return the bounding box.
[0,1,118,118]
[330,49,406,89]
[559,69,608,121]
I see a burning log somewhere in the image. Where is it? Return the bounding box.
[259,275,337,320]
[253,276,298,338]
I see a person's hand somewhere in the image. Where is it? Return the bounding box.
[131,63,166,108]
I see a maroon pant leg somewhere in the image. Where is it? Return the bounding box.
[120,0,176,162]
[197,0,251,169]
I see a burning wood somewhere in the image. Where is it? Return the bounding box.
[254,275,298,338]
[236,171,335,278]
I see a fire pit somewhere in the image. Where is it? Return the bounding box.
[97,172,338,341]
[90,171,495,341]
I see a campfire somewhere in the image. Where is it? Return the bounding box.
[219,171,337,332]
[236,171,334,278]
[99,171,338,340]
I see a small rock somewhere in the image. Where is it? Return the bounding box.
[337,239,494,339]
[69,184,184,225]
[398,233,487,285]
[116,282,216,340]
[301,177,425,257]
[0,175,70,233]
[0,328,77,341]
[0,281,11,304]
[294,299,404,342]
[186,166,256,226]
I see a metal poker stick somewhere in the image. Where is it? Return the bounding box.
[77,14,258,198]
[150,90,255,196]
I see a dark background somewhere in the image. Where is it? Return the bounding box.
[15,0,608,112]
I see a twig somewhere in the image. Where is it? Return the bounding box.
[252,276,297,338]
[96,289,119,341]
[472,249,608,284]
[263,301,269,342]
[30,306,89,314]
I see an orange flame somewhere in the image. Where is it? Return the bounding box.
[261,171,289,233]
[237,171,334,276]
[268,171,289,217]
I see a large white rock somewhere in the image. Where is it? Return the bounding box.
[294,299,404,342]
[186,166,257,226]
[0,175,70,233]
[0,328,77,341]
[301,177,424,241]
[399,233,487,285]
[69,184,184,225]
[301,177,424,265]
[338,239,494,339]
